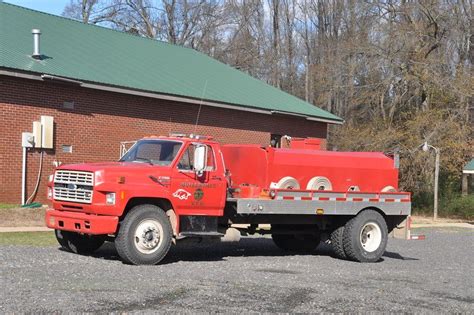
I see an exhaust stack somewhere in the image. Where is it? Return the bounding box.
[32,29,41,59]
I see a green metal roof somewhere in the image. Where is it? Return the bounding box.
[464,159,474,171]
[0,2,342,122]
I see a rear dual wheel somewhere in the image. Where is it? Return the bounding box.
[342,210,388,263]
[330,225,347,259]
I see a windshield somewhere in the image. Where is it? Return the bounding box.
[119,140,182,166]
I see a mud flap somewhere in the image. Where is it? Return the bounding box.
[391,216,425,240]
[391,216,411,240]
[166,209,178,244]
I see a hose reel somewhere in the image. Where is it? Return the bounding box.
[306,176,333,191]
[274,176,300,189]
[381,186,397,192]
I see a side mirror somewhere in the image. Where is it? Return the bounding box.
[193,145,207,174]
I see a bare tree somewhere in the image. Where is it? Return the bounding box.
[62,0,473,198]
[269,0,281,88]
[63,0,116,24]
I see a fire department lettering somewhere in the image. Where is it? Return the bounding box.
[180,182,217,188]
[172,189,191,200]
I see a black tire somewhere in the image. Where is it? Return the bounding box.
[55,229,71,251]
[115,204,172,265]
[272,233,321,252]
[55,229,106,254]
[342,210,388,263]
[330,225,347,259]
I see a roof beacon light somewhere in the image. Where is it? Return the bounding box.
[32,29,41,59]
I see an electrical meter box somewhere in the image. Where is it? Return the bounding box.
[40,116,54,149]
[32,121,42,148]
[22,132,34,148]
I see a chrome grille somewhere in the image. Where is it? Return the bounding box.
[53,170,93,203]
[54,170,94,185]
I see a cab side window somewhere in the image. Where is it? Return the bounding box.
[177,145,195,170]
[205,146,215,171]
[177,144,216,171]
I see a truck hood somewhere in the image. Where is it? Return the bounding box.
[56,162,172,188]
[57,162,158,172]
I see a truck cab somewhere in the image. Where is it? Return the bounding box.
[47,135,227,261]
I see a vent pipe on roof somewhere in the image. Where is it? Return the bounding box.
[32,29,41,59]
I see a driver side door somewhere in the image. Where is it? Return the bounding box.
[170,143,226,216]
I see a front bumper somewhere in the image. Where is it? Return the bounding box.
[45,209,119,235]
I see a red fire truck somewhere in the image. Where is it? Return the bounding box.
[45,134,411,265]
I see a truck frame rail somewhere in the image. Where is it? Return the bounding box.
[229,189,411,216]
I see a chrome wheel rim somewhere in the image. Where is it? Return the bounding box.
[134,219,164,254]
[360,222,382,252]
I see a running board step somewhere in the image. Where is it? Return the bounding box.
[179,232,224,238]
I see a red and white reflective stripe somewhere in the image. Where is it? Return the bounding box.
[275,195,411,202]
[410,234,425,240]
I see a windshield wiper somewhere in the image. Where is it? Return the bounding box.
[134,157,154,165]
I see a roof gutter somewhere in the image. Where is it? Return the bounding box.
[271,110,307,118]
[0,68,343,125]
[271,110,344,125]
[41,74,83,85]
[307,116,344,125]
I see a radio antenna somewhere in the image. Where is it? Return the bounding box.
[194,79,208,134]
[168,116,172,135]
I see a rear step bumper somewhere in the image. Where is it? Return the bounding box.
[45,209,118,235]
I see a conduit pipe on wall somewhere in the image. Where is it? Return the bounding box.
[26,151,44,205]
[21,147,27,205]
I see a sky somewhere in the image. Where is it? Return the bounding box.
[4,0,70,15]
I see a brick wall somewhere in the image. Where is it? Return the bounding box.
[0,75,327,204]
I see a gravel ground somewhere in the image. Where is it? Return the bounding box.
[1,227,473,313]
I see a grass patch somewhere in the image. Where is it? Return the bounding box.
[0,231,57,246]
[0,203,19,209]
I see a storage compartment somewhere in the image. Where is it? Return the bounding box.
[289,137,323,150]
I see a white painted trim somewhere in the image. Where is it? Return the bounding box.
[0,68,343,124]
[463,170,474,174]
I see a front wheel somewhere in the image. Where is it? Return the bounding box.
[342,210,388,262]
[115,204,173,265]
[55,230,106,254]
